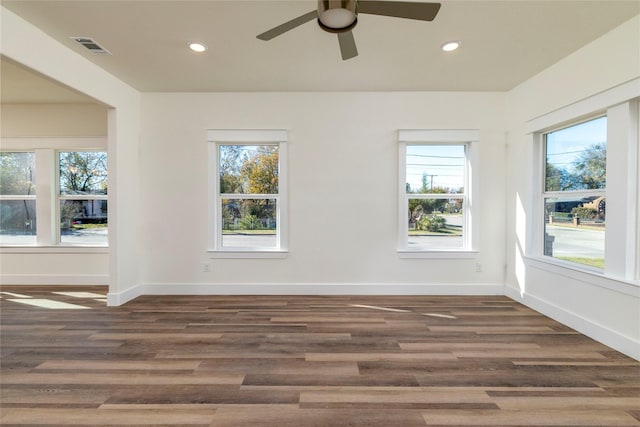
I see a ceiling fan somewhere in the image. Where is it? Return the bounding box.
[257,0,441,60]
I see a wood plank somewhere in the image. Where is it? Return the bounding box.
[2,286,638,426]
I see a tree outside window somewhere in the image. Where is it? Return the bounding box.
[59,151,108,245]
[0,152,36,244]
[217,144,280,249]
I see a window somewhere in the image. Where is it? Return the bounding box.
[58,151,108,245]
[543,117,606,269]
[0,152,36,245]
[0,142,108,247]
[398,130,478,254]
[209,130,287,255]
[529,86,638,282]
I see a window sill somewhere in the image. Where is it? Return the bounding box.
[397,250,479,259]
[525,256,640,297]
[207,250,288,259]
[0,245,109,254]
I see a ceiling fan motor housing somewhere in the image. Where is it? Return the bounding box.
[318,0,358,33]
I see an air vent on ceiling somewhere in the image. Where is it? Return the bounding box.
[70,37,111,54]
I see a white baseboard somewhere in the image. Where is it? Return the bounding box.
[505,285,640,361]
[0,274,108,286]
[107,282,504,306]
[107,283,143,306]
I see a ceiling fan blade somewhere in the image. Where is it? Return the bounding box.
[257,10,318,41]
[358,1,441,21]
[337,31,358,60]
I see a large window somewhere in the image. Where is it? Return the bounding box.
[530,90,639,282]
[543,117,606,269]
[0,152,36,245]
[398,130,478,254]
[209,130,287,255]
[0,145,107,247]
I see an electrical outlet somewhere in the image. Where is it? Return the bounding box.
[202,263,211,273]
[475,262,482,273]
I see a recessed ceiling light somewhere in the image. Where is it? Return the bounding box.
[188,42,207,53]
[441,41,461,52]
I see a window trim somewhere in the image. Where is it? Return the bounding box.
[397,129,479,257]
[207,130,288,257]
[527,81,639,283]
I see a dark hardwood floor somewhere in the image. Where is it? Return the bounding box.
[1,285,638,426]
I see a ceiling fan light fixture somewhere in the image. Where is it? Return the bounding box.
[319,8,357,29]
[318,0,357,31]
[188,42,208,53]
[441,41,461,52]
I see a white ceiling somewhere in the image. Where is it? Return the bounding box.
[1,0,639,102]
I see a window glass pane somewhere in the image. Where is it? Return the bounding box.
[60,200,108,245]
[0,152,36,195]
[544,196,605,269]
[219,145,278,194]
[407,198,463,249]
[406,145,464,194]
[221,198,276,248]
[59,152,108,195]
[0,200,36,244]
[545,117,607,192]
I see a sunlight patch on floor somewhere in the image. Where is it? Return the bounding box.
[8,299,91,310]
[0,291,32,298]
[350,304,411,313]
[422,313,458,319]
[53,292,106,299]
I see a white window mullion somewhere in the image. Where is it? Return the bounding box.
[605,101,638,279]
[35,149,55,245]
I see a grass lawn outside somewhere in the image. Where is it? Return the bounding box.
[409,226,462,236]
[556,256,604,269]
[223,229,275,235]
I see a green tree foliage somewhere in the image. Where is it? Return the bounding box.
[418,214,446,232]
[241,147,278,194]
[219,146,279,231]
[571,206,597,220]
[59,152,107,194]
[546,143,606,192]
[0,153,36,234]
[574,143,606,190]
[0,152,35,195]
[545,162,574,191]
[219,145,246,193]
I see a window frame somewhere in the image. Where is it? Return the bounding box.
[0,138,108,250]
[527,82,639,283]
[397,130,479,258]
[208,130,288,258]
[540,116,607,272]
[57,150,108,246]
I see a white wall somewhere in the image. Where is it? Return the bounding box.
[505,16,640,359]
[139,92,506,293]
[0,104,107,137]
[0,7,141,301]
